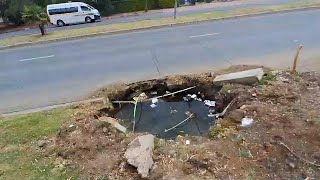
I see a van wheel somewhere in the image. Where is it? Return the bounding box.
[85,16,92,23]
[57,20,65,27]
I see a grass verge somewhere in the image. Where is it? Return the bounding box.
[0,0,319,48]
[0,108,77,179]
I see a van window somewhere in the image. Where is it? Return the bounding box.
[48,6,78,15]
[87,5,95,10]
[81,6,90,11]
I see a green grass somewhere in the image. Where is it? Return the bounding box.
[0,108,77,180]
[259,72,277,85]
[0,0,319,48]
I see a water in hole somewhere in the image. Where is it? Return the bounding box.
[115,95,216,139]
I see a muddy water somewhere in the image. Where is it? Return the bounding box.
[115,97,216,139]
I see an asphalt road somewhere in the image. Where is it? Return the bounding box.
[1,9,320,113]
[0,0,303,39]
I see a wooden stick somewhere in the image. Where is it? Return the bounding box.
[278,141,320,167]
[292,45,303,74]
[148,86,196,101]
[164,114,194,132]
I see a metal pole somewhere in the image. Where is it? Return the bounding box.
[174,0,177,19]
[145,0,148,12]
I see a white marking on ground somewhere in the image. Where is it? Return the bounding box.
[19,55,55,62]
[189,33,220,38]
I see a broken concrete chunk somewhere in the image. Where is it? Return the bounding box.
[125,134,154,178]
[213,68,264,85]
[98,116,127,133]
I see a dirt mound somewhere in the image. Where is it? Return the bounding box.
[45,66,320,179]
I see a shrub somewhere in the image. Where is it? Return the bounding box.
[159,0,175,8]
[113,0,159,13]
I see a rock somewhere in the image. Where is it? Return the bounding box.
[102,127,108,133]
[37,140,49,148]
[213,68,264,85]
[125,134,154,178]
[99,116,127,133]
[288,162,296,169]
[226,109,245,123]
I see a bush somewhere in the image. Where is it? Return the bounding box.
[113,0,159,13]
[159,0,175,8]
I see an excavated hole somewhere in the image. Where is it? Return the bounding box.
[100,81,235,139]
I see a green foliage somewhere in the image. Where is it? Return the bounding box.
[22,4,48,25]
[3,0,32,24]
[159,0,175,8]
[259,72,276,85]
[114,0,159,13]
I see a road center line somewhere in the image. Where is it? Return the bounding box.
[19,55,55,62]
[189,33,220,38]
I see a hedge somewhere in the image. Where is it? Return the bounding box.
[159,0,175,8]
[113,0,159,13]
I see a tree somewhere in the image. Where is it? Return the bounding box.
[4,0,32,24]
[22,4,48,35]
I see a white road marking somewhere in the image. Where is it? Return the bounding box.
[189,33,220,38]
[19,55,55,62]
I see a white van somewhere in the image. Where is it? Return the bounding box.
[47,2,100,26]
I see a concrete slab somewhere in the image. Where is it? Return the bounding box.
[213,68,264,85]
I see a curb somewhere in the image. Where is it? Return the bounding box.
[0,5,319,50]
[0,97,105,117]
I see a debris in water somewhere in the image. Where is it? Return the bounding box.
[241,117,254,127]
[190,94,197,99]
[183,96,191,102]
[150,103,157,108]
[164,113,194,133]
[185,140,191,145]
[170,109,178,114]
[204,100,216,107]
[151,98,158,104]
[150,91,157,95]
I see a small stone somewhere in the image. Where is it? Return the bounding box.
[252,93,257,97]
[288,162,296,169]
[240,105,247,110]
[103,127,108,133]
[37,140,48,148]
[226,109,245,123]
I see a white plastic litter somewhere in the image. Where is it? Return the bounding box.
[185,140,190,145]
[150,103,157,108]
[241,117,254,127]
[204,100,216,107]
[152,98,158,104]
[190,94,197,99]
